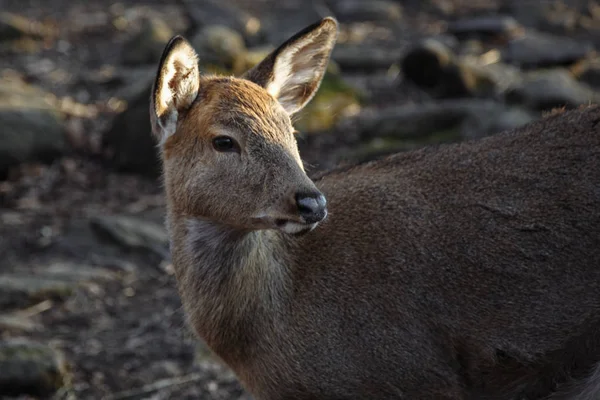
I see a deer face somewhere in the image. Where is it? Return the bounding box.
[150,18,338,235]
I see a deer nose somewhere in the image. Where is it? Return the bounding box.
[295,192,327,224]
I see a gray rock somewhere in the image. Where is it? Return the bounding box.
[102,81,159,177]
[0,338,67,397]
[0,275,75,309]
[180,0,262,45]
[500,1,547,28]
[352,99,506,140]
[0,12,55,41]
[328,0,402,22]
[572,58,600,89]
[502,30,594,69]
[505,69,600,111]
[461,106,536,140]
[465,59,524,94]
[190,25,246,70]
[401,40,503,98]
[333,45,403,72]
[448,15,524,41]
[0,77,67,176]
[401,38,455,89]
[122,17,174,66]
[90,215,169,258]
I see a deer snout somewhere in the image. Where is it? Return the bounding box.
[295,192,328,224]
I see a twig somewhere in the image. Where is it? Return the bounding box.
[12,299,53,319]
[103,373,206,400]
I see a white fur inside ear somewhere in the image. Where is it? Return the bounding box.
[264,30,335,115]
[151,38,199,145]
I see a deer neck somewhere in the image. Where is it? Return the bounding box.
[168,214,292,359]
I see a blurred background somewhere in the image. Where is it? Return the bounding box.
[0,0,599,398]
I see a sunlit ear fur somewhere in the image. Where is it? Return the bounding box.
[150,35,200,145]
[242,17,339,115]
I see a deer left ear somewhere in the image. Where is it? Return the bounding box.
[243,17,339,115]
[150,35,200,144]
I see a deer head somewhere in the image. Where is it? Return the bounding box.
[149,18,338,235]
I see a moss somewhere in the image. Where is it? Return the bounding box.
[294,70,363,133]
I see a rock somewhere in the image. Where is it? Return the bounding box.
[401,38,454,89]
[90,215,169,258]
[327,0,402,22]
[464,58,524,94]
[401,39,500,98]
[190,25,247,71]
[333,44,403,72]
[122,17,174,66]
[101,76,159,177]
[180,0,262,45]
[571,58,600,89]
[505,69,600,111]
[448,15,524,42]
[499,1,546,28]
[0,76,67,177]
[502,30,594,69]
[0,338,67,397]
[461,106,536,140]
[351,99,505,141]
[0,275,75,309]
[0,12,56,41]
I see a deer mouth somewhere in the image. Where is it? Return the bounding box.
[275,219,318,236]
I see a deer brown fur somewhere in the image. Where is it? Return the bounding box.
[150,17,600,400]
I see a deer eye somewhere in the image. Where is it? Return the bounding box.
[212,136,239,153]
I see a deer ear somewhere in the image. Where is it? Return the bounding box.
[150,35,200,144]
[243,17,338,115]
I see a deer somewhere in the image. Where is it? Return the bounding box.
[149,16,600,400]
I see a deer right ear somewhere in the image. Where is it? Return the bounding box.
[150,36,200,144]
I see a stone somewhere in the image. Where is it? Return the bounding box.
[327,0,402,22]
[0,12,56,41]
[0,338,67,397]
[351,99,505,141]
[461,106,536,140]
[401,38,455,89]
[101,77,159,177]
[0,76,67,177]
[90,215,169,258]
[447,15,524,42]
[180,0,262,45]
[401,39,500,98]
[571,58,600,89]
[505,69,600,111]
[502,30,594,69]
[333,45,403,72]
[122,17,174,66]
[190,25,247,71]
